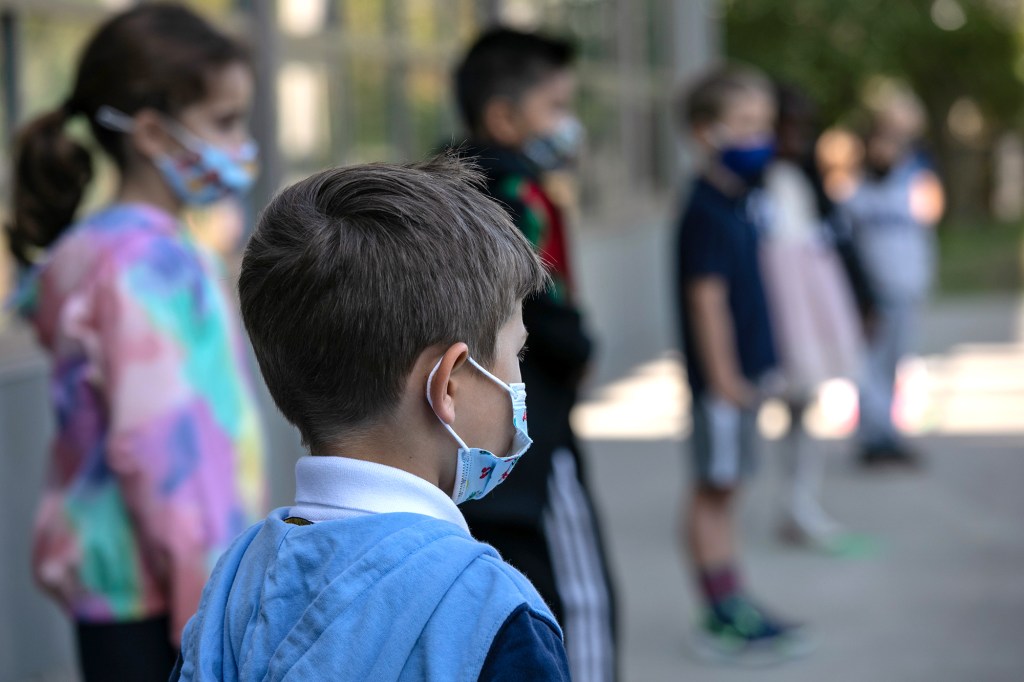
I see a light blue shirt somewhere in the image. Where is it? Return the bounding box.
[842,157,936,302]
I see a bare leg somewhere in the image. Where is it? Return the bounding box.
[781,401,840,545]
[684,484,737,574]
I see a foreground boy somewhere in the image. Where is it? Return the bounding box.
[675,67,810,662]
[173,157,570,680]
[454,28,617,681]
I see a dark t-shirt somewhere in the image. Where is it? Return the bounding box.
[675,177,776,396]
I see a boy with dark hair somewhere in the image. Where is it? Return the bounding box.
[173,157,571,681]
[452,27,617,682]
[675,66,810,662]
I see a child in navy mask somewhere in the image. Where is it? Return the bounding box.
[674,66,811,664]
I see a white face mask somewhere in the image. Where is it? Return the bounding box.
[426,356,532,505]
[523,115,584,170]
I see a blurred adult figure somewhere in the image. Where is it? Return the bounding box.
[841,87,945,467]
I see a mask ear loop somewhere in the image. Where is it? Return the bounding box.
[426,358,470,450]
[467,358,526,411]
[97,105,205,154]
[157,117,205,155]
[95,105,136,133]
[466,357,515,393]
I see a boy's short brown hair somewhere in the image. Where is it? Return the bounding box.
[678,65,773,129]
[239,155,547,450]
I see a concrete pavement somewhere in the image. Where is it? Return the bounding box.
[583,431,1024,681]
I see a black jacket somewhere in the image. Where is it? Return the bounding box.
[455,141,593,525]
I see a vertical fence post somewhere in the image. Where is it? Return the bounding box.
[248,0,283,215]
[670,0,720,184]
[2,10,21,152]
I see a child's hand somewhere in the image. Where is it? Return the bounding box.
[713,377,758,408]
[757,370,788,401]
[909,170,944,227]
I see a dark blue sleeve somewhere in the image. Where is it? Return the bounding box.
[168,653,182,681]
[479,604,571,681]
[677,202,731,281]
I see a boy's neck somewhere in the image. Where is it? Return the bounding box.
[318,431,449,492]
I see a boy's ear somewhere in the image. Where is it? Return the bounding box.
[691,121,716,150]
[481,97,522,147]
[427,342,470,426]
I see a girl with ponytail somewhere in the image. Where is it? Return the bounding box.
[9,5,266,679]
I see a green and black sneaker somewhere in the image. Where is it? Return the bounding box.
[689,594,815,666]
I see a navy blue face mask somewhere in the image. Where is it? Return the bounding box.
[720,140,776,184]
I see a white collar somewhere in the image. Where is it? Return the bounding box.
[290,456,469,534]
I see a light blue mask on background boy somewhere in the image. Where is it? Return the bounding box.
[427,356,532,505]
[524,115,584,171]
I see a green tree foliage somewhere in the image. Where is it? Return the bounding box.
[723,0,1024,130]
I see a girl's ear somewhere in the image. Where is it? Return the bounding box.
[427,342,470,426]
[130,108,175,161]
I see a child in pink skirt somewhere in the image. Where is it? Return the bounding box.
[759,84,864,549]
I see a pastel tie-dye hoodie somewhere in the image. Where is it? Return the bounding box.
[17,203,266,645]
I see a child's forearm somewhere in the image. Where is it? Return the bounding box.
[686,277,756,406]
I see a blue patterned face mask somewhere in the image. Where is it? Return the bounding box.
[426,356,532,505]
[96,105,258,206]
